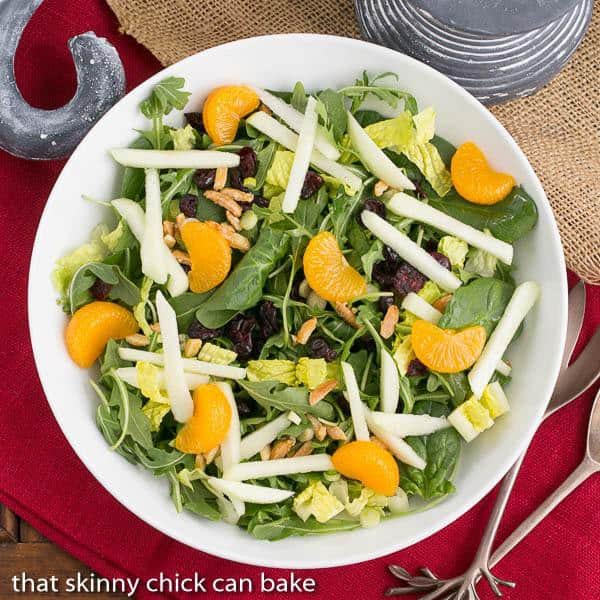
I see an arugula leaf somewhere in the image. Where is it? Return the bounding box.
[182,483,221,520]
[120,137,153,199]
[140,77,191,119]
[317,89,347,141]
[195,228,290,328]
[139,77,190,149]
[250,515,359,540]
[290,81,308,112]
[429,186,538,243]
[69,262,141,313]
[238,380,335,420]
[438,278,514,335]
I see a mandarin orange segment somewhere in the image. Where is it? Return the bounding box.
[65,301,138,368]
[174,383,232,454]
[412,319,486,374]
[303,231,367,303]
[332,440,399,496]
[181,221,232,293]
[451,141,515,205]
[202,85,260,145]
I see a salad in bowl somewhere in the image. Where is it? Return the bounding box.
[53,73,539,540]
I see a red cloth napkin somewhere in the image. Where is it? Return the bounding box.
[1,2,599,598]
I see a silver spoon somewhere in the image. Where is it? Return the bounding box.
[387,282,597,598]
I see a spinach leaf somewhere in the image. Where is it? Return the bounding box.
[431,135,456,167]
[438,278,514,335]
[238,380,335,420]
[195,228,290,328]
[429,186,538,243]
[254,141,278,190]
[69,262,141,313]
[400,403,461,500]
[250,515,359,541]
[120,137,152,199]
[169,291,212,331]
[354,110,386,127]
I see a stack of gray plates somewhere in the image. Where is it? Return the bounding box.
[355,0,593,104]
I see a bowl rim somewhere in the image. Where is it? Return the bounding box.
[27,33,568,568]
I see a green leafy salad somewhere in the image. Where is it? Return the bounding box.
[54,73,540,540]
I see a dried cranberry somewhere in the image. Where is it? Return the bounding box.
[253,195,269,208]
[228,314,257,359]
[257,300,279,339]
[238,146,257,178]
[430,251,451,271]
[181,263,191,273]
[309,337,337,362]
[193,169,215,190]
[235,397,253,417]
[362,198,386,222]
[392,263,427,297]
[383,245,400,265]
[412,180,427,199]
[185,112,205,134]
[228,167,248,191]
[379,294,395,313]
[372,261,396,288]
[90,278,112,300]
[179,194,198,218]
[188,320,222,341]
[300,171,323,198]
[407,358,428,377]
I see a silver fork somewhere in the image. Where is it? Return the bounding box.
[387,282,600,598]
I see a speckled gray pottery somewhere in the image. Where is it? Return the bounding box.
[355,0,593,104]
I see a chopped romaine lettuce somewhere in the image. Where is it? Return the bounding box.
[392,334,415,376]
[265,150,294,189]
[438,236,469,268]
[246,359,297,385]
[52,225,109,296]
[197,343,237,365]
[295,357,328,389]
[170,124,196,150]
[418,281,444,304]
[293,481,344,523]
[137,362,171,431]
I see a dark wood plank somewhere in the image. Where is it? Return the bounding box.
[0,506,19,543]
[19,520,48,543]
[0,544,126,599]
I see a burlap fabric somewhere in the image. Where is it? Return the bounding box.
[106,0,600,284]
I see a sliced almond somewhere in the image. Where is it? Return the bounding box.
[163,220,175,237]
[307,414,327,442]
[259,103,272,115]
[204,446,219,465]
[434,294,453,312]
[260,444,271,461]
[204,190,242,217]
[206,221,251,252]
[373,180,389,197]
[194,454,206,470]
[309,379,338,406]
[125,333,149,347]
[295,317,318,345]
[292,441,313,457]
[150,322,161,333]
[172,249,192,266]
[183,338,202,358]
[333,302,360,329]
[326,425,347,441]
[270,437,296,460]
[226,210,242,231]
[380,304,400,339]
[220,187,254,204]
[214,166,228,190]
[298,427,314,442]
[163,233,176,249]
[175,212,186,232]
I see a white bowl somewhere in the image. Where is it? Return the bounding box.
[28,34,567,568]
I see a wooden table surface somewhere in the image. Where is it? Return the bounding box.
[0,505,125,599]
